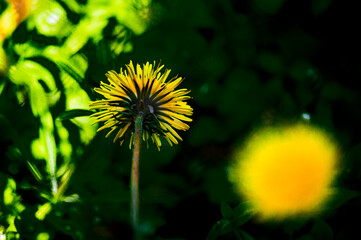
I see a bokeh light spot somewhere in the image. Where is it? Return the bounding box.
[230,123,339,221]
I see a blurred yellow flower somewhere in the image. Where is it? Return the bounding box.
[230,123,339,220]
[0,0,34,41]
[89,61,193,150]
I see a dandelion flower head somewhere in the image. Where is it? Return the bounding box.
[229,123,339,221]
[89,61,193,150]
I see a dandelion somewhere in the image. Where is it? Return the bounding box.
[89,60,193,150]
[89,61,192,238]
[230,123,339,221]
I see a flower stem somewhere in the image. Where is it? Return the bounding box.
[131,114,143,239]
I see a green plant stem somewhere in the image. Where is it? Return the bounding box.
[51,175,58,194]
[131,114,143,239]
[53,164,75,202]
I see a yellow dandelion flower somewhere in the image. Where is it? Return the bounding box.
[89,61,193,150]
[230,123,339,221]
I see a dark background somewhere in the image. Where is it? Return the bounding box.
[1,0,361,239]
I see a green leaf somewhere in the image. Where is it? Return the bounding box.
[57,109,94,121]
[206,219,233,240]
[234,211,254,227]
[32,0,70,37]
[233,202,255,226]
[207,202,255,240]
[221,202,233,219]
[233,202,250,216]
[56,62,84,83]
[26,160,44,182]
[35,202,52,221]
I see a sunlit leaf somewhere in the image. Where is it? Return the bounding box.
[63,17,108,54]
[61,0,84,13]
[60,71,97,144]
[0,47,9,76]
[3,178,16,206]
[0,78,6,95]
[26,160,44,182]
[57,109,93,121]
[37,232,50,240]
[56,62,84,83]
[35,202,52,221]
[55,120,72,166]
[31,0,71,37]
[113,1,149,35]
[8,60,57,116]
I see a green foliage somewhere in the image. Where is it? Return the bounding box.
[1,0,152,238]
[1,0,361,239]
[0,173,24,239]
[57,109,94,121]
[207,202,255,240]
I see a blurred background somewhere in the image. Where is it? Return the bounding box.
[1,0,361,239]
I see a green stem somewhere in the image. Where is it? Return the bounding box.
[131,114,143,239]
[53,164,75,203]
